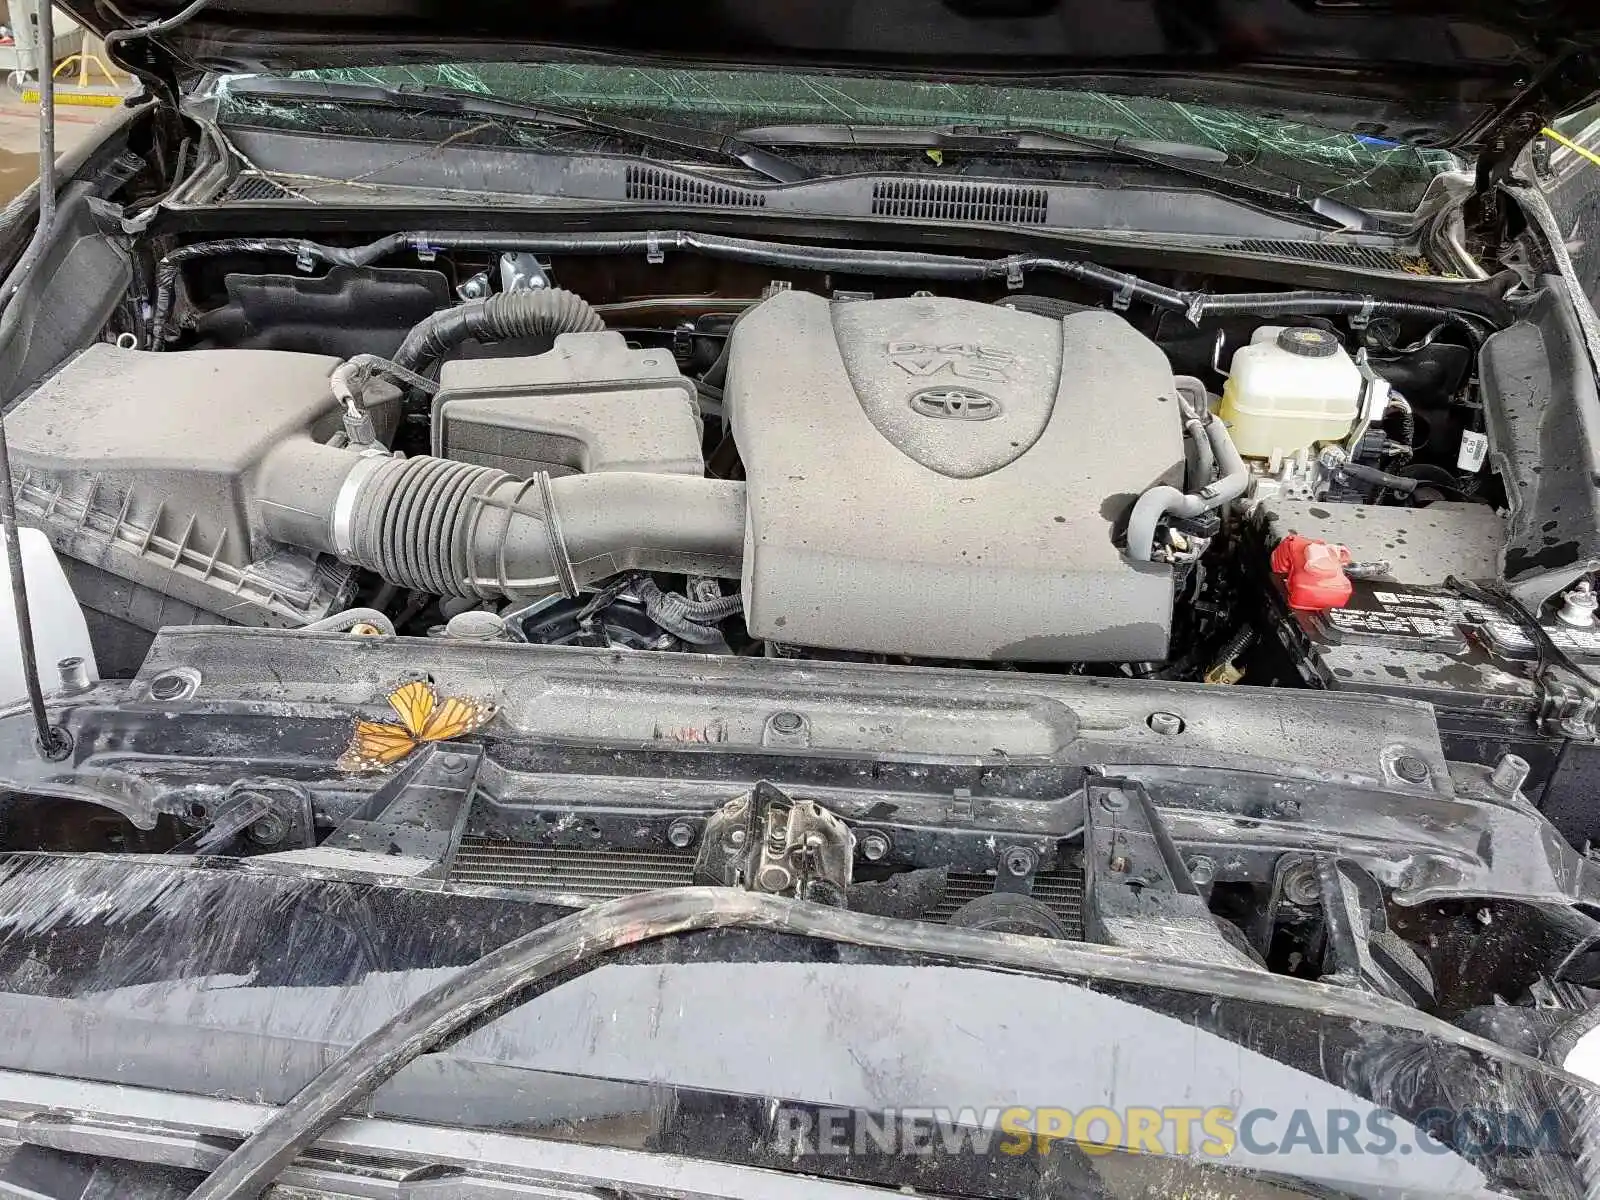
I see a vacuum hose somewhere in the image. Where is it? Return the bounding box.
[256,446,745,601]
[1126,392,1249,562]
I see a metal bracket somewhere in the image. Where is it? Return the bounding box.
[694,781,854,905]
[498,250,550,292]
[671,322,695,364]
[1314,857,1435,1006]
[1082,777,1260,968]
[1536,666,1600,742]
[320,743,485,877]
[169,779,314,856]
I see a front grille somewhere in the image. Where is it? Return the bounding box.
[624,164,765,207]
[451,838,1084,937]
[870,179,1048,225]
[1225,238,1434,275]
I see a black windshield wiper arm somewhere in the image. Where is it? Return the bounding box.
[223,77,815,185]
[737,122,1379,231]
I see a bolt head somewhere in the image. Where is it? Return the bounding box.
[1186,855,1216,886]
[1003,847,1037,877]
[770,711,804,734]
[1282,864,1320,907]
[729,828,747,847]
[1394,755,1430,784]
[860,832,890,862]
[1490,753,1531,796]
[666,819,696,849]
[1147,711,1185,736]
[440,753,466,772]
[249,814,290,846]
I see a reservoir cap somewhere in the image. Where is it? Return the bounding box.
[1276,327,1340,357]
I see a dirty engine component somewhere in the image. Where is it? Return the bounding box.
[727,290,1185,659]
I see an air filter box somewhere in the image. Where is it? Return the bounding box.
[431,332,703,476]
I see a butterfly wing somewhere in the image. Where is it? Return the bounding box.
[386,680,438,737]
[417,695,498,743]
[338,720,419,772]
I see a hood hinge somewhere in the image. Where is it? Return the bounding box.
[102,32,182,111]
[1467,46,1600,251]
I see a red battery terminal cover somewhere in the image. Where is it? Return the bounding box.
[1270,535,1353,611]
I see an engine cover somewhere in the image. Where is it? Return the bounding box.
[726,291,1184,660]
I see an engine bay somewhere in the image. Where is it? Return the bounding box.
[6,213,1600,1047]
[15,232,1513,667]
[16,228,1583,760]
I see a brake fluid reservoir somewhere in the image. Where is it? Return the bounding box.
[1219,327,1362,462]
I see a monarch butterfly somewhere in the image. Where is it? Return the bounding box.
[337,679,498,772]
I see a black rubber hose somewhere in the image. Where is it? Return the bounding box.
[1214,625,1255,665]
[1335,461,1420,495]
[293,454,748,600]
[630,573,742,644]
[390,288,605,374]
[1189,292,1492,349]
[1389,405,1416,458]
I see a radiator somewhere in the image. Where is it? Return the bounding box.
[450,839,1084,937]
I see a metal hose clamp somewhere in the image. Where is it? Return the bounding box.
[535,471,579,598]
[331,453,390,559]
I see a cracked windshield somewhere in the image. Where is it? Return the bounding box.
[221,63,1459,212]
[1544,104,1600,309]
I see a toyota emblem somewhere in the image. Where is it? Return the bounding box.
[909,387,1001,421]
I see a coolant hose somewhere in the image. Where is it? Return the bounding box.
[390,289,604,374]
[1126,403,1248,562]
[257,447,744,600]
[1173,375,1214,489]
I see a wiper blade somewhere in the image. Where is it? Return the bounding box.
[737,122,1378,231]
[223,77,815,185]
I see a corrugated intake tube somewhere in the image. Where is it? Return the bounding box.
[390,289,605,373]
[256,448,745,601]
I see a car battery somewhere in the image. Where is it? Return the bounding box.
[1248,499,1600,845]
[1258,578,1600,845]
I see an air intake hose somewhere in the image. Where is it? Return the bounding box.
[256,446,745,600]
[391,289,605,374]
